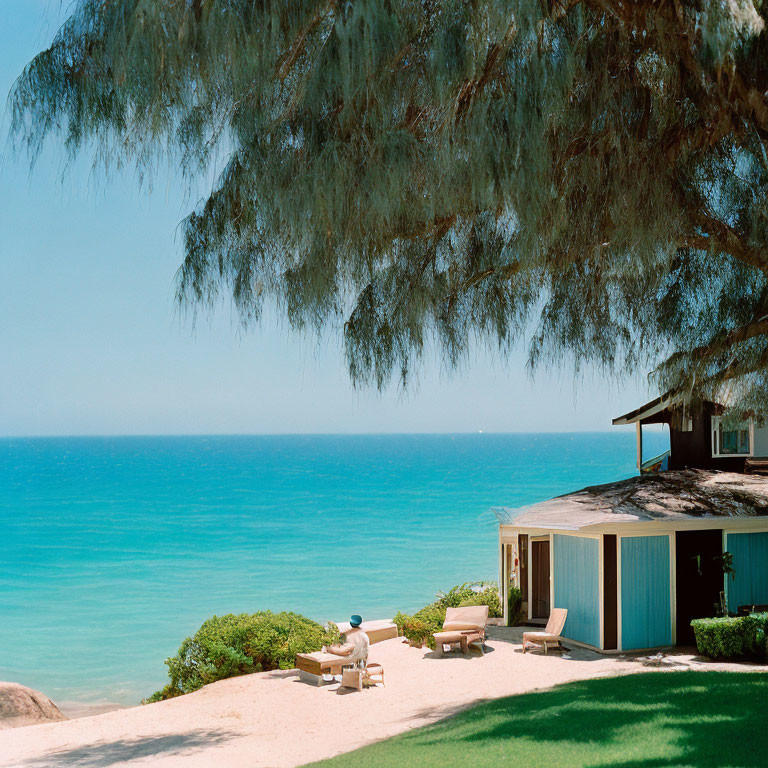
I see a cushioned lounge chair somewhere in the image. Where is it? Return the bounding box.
[433,605,489,655]
[522,608,568,654]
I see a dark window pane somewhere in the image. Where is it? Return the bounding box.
[719,425,750,455]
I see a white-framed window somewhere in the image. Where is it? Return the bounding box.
[711,416,754,458]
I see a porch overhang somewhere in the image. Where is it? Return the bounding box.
[612,392,679,425]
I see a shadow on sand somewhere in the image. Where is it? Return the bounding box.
[422,645,496,661]
[12,728,239,768]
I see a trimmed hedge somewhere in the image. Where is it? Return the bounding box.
[691,613,768,660]
[394,582,501,650]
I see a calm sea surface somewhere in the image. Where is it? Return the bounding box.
[0,432,666,707]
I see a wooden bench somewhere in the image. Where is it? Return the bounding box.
[335,619,398,644]
[745,458,768,475]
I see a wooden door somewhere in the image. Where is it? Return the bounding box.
[675,529,724,645]
[603,534,618,650]
[531,540,551,619]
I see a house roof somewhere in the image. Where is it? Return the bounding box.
[492,470,768,531]
[611,392,680,425]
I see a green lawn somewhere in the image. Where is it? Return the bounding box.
[308,671,768,768]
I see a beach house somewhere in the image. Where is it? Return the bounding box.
[495,395,768,651]
[612,392,768,475]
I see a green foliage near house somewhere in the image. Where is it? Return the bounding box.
[394,582,501,650]
[144,611,339,703]
[397,616,432,647]
[507,585,524,627]
[691,613,768,660]
[307,672,768,768]
[12,2,768,409]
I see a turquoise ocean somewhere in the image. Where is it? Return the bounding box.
[0,432,666,708]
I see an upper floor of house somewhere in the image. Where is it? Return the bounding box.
[613,394,768,475]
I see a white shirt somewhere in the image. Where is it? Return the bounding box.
[345,628,370,663]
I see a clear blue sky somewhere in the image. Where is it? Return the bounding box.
[0,1,657,437]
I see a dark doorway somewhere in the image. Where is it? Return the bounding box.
[531,540,551,619]
[675,530,724,644]
[603,535,618,650]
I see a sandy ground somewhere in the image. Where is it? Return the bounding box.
[2,627,766,768]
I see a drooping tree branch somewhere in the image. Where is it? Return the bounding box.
[685,215,768,274]
[9,0,768,406]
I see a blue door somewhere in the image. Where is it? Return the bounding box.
[726,532,768,613]
[552,534,600,647]
[621,535,672,650]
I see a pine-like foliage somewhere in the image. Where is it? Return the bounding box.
[10,1,768,409]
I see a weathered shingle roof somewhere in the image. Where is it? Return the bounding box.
[492,470,768,530]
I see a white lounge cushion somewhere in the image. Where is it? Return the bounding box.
[525,631,558,639]
[442,621,483,632]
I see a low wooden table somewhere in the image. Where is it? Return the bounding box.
[295,652,353,686]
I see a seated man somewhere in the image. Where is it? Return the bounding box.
[326,614,370,673]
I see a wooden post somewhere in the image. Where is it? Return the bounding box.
[499,535,506,626]
[636,421,643,470]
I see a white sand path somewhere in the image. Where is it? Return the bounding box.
[1,627,765,768]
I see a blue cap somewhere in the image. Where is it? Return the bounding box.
[349,614,363,627]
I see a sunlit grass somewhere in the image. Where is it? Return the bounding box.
[309,672,768,768]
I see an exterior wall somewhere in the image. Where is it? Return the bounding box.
[725,532,768,612]
[667,406,746,472]
[620,535,673,650]
[500,519,768,654]
[665,406,768,472]
[552,534,601,648]
[667,410,711,470]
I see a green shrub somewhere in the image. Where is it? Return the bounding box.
[435,582,501,616]
[507,585,524,626]
[394,609,442,648]
[691,613,768,660]
[393,611,410,634]
[458,585,502,618]
[144,611,339,702]
[401,617,431,645]
[395,582,502,650]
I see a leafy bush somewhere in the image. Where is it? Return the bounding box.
[144,611,339,702]
[395,582,501,650]
[436,582,501,616]
[507,585,524,627]
[401,617,431,645]
[691,613,768,660]
[458,586,502,617]
[393,611,410,634]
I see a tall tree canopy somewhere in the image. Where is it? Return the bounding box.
[10,1,768,410]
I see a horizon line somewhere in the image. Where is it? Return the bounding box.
[0,427,661,440]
